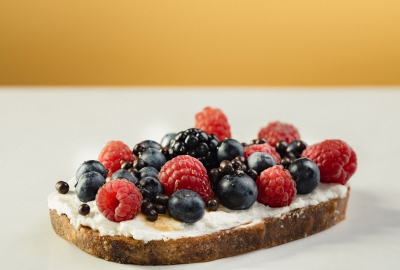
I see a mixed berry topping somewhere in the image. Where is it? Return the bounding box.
[55,107,358,224]
[195,107,231,141]
[301,139,357,185]
[98,140,134,177]
[96,179,142,222]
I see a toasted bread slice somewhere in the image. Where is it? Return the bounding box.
[49,187,349,265]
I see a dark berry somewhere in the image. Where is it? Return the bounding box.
[247,152,276,174]
[76,171,105,202]
[219,160,233,175]
[55,181,69,194]
[216,173,258,210]
[168,128,220,171]
[138,166,159,180]
[121,161,133,170]
[78,204,90,215]
[231,159,242,170]
[252,138,268,145]
[110,169,138,185]
[168,189,206,223]
[217,139,244,164]
[139,148,166,171]
[275,140,288,158]
[206,198,219,211]
[208,168,222,187]
[280,156,292,168]
[234,155,246,163]
[128,167,139,176]
[286,140,307,158]
[141,201,155,215]
[155,194,169,206]
[246,169,258,181]
[146,209,158,221]
[76,160,107,183]
[133,158,146,170]
[138,177,164,202]
[155,204,167,214]
[241,142,249,147]
[288,158,320,194]
[161,133,177,148]
[285,151,297,161]
[132,143,145,156]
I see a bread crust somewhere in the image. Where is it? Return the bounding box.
[50,188,349,265]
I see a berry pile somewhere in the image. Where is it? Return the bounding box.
[54,106,357,224]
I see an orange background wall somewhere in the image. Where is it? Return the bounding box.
[1,0,399,86]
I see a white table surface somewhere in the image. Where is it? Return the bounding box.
[0,88,399,270]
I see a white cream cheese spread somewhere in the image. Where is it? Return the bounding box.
[48,177,347,243]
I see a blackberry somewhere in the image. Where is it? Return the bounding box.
[168,128,220,171]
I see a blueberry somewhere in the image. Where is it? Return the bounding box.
[76,160,107,183]
[216,173,258,210]
[110,169,138,185]
[168,190,205,223]
[139,148,167,171]
[141,140,162,150]
[286,140,307,158]
[247,152,276,174]
[161,133,177,147]
[288,158,320,194]
[217,139,244,163]
[138,166,159,180]
[138,177,164,202]
[75,171,105,202]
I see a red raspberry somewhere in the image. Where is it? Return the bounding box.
[195,107,231,141]
[98,140,134,177]
[301,139,357,185]
[244,143,281,164]
[256,166,296,207]
[158,155,213,201]
[96,179,142,222]
[258,121,300,147]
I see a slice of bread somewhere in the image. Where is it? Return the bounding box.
[49,187,349,265]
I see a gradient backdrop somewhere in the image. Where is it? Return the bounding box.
[1,0,399,85]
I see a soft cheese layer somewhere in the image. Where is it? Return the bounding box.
[48,177,347,243]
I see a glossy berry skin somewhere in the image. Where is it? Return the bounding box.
[137,166,159,180]
[55,181,69,194]
[217,173,258,210]
[110,169,138,185]
[244,143,281,164]
[258,121,300,147]
[158,155,213,201]
[286,140,307,158]
[76,171,106,202]
[139,148,166,171]
[301,139,357,185]
[76,160,107,182]
[168,189,206,223]
[195,107,231,141]
[256,166,296,208]
[98,140,134,177]
[217,139,244,164]
[137,176,164,202]
[96,179,142,222]
[247,152,276,174]
[161,133,177,147]
[140,140,162,150]
[288,158,320,194]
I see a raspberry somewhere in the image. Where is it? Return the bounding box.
[98,141,134,177]
[195,107,231,141]
[256,166,296,207]
[301,139,357,185]
[96,179,142,222]
[244,143,281,164]
[158,155,213,201]
[258,121,300,147]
